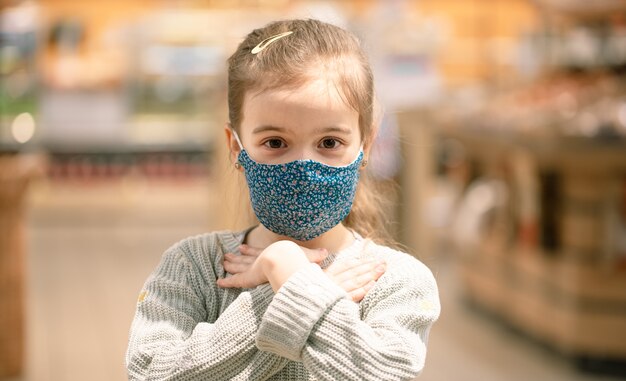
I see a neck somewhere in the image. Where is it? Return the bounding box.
[246,223,355,253]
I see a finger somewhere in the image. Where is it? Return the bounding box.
[348,280,375,303]
[224,252,255,264]
[216,270,266,289]
[223,255,255,274]
[217,272,261,289]
[335,275,366,295]
[223,260,249,274]
[239,244,263,257]
[371,260,386,281]
[346,262,385,290]
[216,275,242,288]
[222,253,254,274]
[332,259,384,284]
[324,257,362,276]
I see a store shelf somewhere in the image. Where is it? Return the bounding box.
[439,122,626,371]
[532,0,626,16]
[439,126,626,171]
[460,239,626,357]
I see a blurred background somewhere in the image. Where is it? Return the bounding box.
[1,0,626,380]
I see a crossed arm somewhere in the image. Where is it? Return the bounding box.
[217,241,386,302]
[126,238,439,380]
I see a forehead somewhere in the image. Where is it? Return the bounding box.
[247,77,350,110]
[241,78,359,130]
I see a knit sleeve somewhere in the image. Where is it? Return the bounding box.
[125,238,288,381]
[255,255,440,381]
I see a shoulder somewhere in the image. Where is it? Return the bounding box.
[165,230,244,257]
[157,230,245,277]
[361,240,438,297]
[358,241,440,321]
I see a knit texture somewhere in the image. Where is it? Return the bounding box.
[126,230,440,380]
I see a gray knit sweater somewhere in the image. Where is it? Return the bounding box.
[126,230,440,380]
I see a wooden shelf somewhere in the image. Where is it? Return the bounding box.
[531,0,626,18]
[460,243,626,358]
[439,125,626,364]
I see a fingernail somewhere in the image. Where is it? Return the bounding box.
[375,263,386,272]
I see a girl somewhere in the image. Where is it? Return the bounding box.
[126,19,440,381]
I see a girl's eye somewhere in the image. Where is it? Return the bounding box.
[264,139,286,149]
[320,138,340,149]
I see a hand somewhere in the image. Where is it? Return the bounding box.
[221,243,329,274]
[217,242,328,290]
[216,248,268,289]
[325,258,386,302]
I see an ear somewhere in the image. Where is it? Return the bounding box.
[360,123,380,171]
[362,125,378,158]
[224,123,243,171]
[362,99,383,164]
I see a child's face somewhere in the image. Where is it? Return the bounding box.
[236,78,362,167]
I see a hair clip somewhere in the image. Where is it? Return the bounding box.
[251,31,293,54]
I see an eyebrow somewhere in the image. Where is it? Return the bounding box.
[252,125,353,135]
[252,125,288,134]
[314,126,353,135]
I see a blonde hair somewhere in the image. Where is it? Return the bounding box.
[227,19,393,244]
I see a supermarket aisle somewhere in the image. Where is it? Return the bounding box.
[20,179,218,381]
[13,180,624,381]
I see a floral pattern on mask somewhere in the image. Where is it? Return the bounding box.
[238,150,363,241]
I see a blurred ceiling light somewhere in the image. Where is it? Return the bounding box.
[1,0,39,34]
[11,112,36,144]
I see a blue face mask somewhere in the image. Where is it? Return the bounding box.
[233,131,363,241]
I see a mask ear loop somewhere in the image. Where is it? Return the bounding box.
[359,143,368,167]
[230,127,244,169]
[231,127,244,150]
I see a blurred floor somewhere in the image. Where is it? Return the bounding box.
[18,177,218,381]
[7,178,624,381]
[420,253,625,381]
